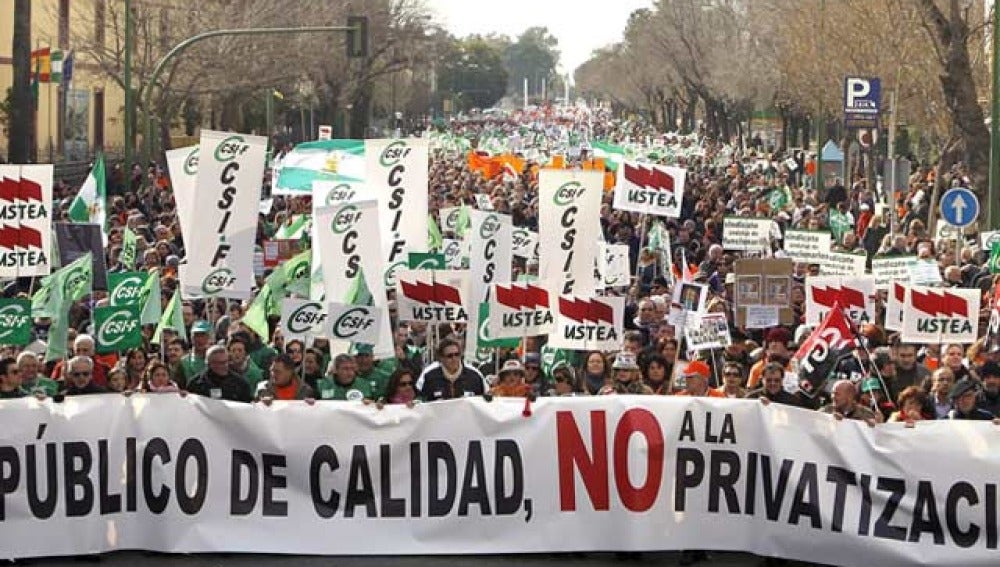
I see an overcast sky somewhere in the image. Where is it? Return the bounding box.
[426,0,653,77]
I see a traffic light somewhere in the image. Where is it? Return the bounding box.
[346,16,368,58]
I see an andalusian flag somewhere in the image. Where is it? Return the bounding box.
[990,242,1000,274]
[68,153,107,230]
[274,139,365,193]
[590,141,626,172]
[120,226,138,270]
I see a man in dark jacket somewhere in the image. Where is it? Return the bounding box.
[978,362,1000,417]
[745,362,816,409]
[949,379,996,421]
[187,345,252,402]
[62,356,108,396]
[416,338,489,401]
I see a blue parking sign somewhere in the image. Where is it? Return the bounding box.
[843,77,881,128]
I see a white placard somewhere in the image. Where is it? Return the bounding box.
[783,229,831,265]
[722,217,771,252]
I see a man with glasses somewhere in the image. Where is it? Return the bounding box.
[187,345,252,402]
[415,338,489,401]
[62,356,107,396]
[0,357,26,398]
[50,335,110,387]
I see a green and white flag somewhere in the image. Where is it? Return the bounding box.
[152,288,186,344]
[94,304,142,353]
[68,153,106,230]
[590,141,626,172]
[108,270,161,325]
[274,139,365,194]
[31,277,53,318]
[0,298,34,346]
[990,242,1000,274]
[43,253,93,362]
[120,226,138,270]
[108,271,149,307]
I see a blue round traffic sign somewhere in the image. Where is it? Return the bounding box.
[940,188,979,228]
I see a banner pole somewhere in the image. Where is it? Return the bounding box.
[634,213,648,281]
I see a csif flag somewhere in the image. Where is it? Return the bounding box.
[93,304,142,353]
[0,298,33,346]
[793,302,858,397]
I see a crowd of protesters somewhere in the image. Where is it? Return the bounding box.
[2,104,999,440]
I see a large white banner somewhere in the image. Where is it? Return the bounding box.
[182,131,266,299]
[538,169,602,296]
[165,145,199,249]
[901,285,980,344]
[612,161,685,217]
[0,165,52,277]
[365,138,429,289]
[4,395,999,566]
[465,210,512,357]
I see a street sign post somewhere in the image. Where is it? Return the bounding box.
[941,187,980,267]
[940,187,979,228]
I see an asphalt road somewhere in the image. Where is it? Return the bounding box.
[16,552,825,566]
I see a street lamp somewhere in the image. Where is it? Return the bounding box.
[138,22,365,166]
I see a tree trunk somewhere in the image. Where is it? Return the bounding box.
[9,0,32,163]
[918,0,990,194]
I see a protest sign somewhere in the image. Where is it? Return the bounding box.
[612,161,685,217]
[539,169,602,296]
[871,255,916,289]
[783,229,831,264]
[722,217,771,252]
[395,269,471,324]
[0,298,33,346]
[733,258,794,327]
[165,146,198,248]
[0,165,53,277]
[901,286,980,344]
[684,312,732,351]
[365,138,429,288]
[548,294,624,351]
[805,275,876,326]
[821,250,867,276]
[489,281,555,339]
[183,130,266,299]
[93,304,143,353]
[511,228,538,259]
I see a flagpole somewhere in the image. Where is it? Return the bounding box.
[634,213,648,282]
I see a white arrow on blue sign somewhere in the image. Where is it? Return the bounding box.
[940,187,979,228]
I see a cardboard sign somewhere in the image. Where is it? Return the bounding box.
[733,258,795,327]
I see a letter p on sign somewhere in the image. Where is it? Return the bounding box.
[846,78,870,108]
